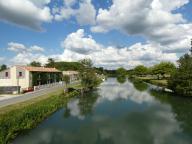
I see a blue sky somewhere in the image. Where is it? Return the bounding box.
[0,0,191,69]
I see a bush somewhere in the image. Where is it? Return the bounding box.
[168,54,192,96]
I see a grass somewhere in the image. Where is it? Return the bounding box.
[0,88,63,114]
[0,89,80,144]
[136,76,168,87]
[150,79,168,87]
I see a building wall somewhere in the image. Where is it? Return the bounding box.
[0,69,12,87]
[0,69,11,79]
[16,66,30,90]
[0,66,30,90]
[62,71,79,83]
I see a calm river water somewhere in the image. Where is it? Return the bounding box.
[14,78,192,144]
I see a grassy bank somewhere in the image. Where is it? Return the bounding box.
[0,89,79,144]
[136,76,168,88]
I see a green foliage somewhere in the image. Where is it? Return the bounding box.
[132,79,148,91]
[80,69,101,90]
[28,61,41,67]
[104,70,117,77]
[78,91,99,116]
[168,54,192,96]
[0,91,79,144]
[116,67,127,83]
[79,59,102,90]
[54,62,82,71]
[116,67,127,77]
[133,65,148,76]
[79,58,93,68]
[151,89,192,133]
[117,76,126,84]
[45,58,56,68]
[152,62,176,78]
[0,64,7,71]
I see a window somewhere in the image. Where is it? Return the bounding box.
[5,72,8,77]
[19,72,22,77]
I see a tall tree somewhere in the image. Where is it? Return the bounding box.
[46,58,56,68]
[0,64,7,71]
[152,62,176,79]
[29,61,41,67]
[116,67,127,77]
[79,58,93,68]
[168,41,192,96]
[79,59,101,91]
[134,65,148,76]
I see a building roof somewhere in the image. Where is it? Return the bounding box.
[19,66,61,73]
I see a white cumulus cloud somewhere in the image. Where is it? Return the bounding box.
[0,0,52,31]
[59,29,178,69]
[54,0,96,25]
[91,0,191,54]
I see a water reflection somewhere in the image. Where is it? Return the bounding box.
[151,90,192,135]
[64,91,99,119]
[117,76,126,84]
[14,78,192,144]
[130,78,148,91]
[97,78,154,104]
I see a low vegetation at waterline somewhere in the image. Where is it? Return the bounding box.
[0,90,79,144]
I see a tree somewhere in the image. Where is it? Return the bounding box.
[79,59,101,91]
[116,67,127,77]
[79,58,93,68]
[133,65,148,76]
[46,58,56,68]
[152,62,176,79]
[29,61,41,67]
[168,53,192,96]
[0,64,7,71]
[116,67,127,83]
[53,62,82,71]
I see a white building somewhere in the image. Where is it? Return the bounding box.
[62,71,79,83]
[0,66,62,94]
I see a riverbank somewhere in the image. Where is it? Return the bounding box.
[0,89,80,144]
[135,76,168,88]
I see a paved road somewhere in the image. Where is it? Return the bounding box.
[0,85,64,108]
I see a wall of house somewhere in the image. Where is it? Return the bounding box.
[15,66,30,90]
[0,66,30,90]
[62,71,79,83]
[0,68,13,87]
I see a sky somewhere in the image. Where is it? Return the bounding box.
[0,0,192,69]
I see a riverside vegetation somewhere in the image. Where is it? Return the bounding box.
[128,44,192,96]
[0,90,80,144]
[0,58,102,144]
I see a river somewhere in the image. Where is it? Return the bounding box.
[13,78,192,144]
